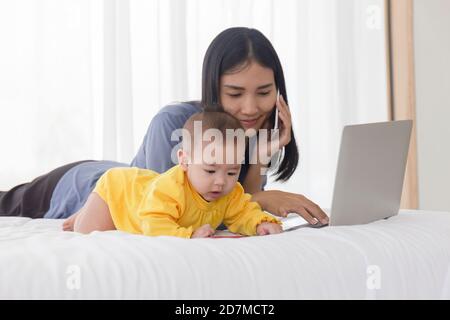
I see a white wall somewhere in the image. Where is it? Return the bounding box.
[414,0,450,211]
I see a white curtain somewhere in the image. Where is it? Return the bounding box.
[0,0,387,209]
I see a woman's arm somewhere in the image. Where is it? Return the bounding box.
[243,164,329,226]
[242,93,289,194]
[241,162,265,194]
[242,94,329,225]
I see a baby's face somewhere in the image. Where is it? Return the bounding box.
[179,140,245,202]
[187,162,241,202]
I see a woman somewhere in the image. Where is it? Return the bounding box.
[0,27,328,226]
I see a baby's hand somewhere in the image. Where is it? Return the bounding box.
[191,224,215,238]
[256,222,283,236]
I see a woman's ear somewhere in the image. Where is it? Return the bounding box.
[177,149,188,171]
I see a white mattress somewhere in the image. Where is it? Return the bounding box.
[1,210,450,299]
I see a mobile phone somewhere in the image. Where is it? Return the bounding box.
[274,90,280,130]
[271,90,282,168]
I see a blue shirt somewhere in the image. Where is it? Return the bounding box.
[44,102,263,219]
[130,102,202,171]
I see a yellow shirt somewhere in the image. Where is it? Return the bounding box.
[93,165,280,238]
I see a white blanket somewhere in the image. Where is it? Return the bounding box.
[1,210,450,299]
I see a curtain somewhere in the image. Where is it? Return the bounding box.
[0,0,387,209]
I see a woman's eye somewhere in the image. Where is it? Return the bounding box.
[258,91,270,96]
[227,93,242,98]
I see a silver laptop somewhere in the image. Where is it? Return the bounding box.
[282,120,413,230]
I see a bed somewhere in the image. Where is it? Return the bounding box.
[1,209,450,299]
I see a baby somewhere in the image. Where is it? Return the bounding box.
[63,111,282,238]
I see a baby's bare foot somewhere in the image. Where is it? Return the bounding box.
[62,213,78,231]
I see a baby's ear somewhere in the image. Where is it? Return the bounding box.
[177,149,188,171]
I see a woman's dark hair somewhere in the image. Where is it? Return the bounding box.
[200,27,299,182]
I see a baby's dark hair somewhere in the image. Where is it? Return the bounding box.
[183,110,244,135]
[182,109,246,161]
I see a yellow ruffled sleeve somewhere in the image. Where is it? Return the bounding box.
[223,184,281,236]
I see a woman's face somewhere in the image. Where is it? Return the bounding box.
[219,61,277,130]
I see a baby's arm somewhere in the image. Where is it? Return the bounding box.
[224,185,282,236]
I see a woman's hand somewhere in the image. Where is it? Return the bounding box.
[257,94,292,164]
[252,190,329,225]
[191,224,215,238]
[256,222,283,236]
[274,94,292,149]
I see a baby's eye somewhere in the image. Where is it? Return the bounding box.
[205,170,215,174]
[228,172,238,176]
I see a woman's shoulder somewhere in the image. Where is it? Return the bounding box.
[149,101,202,132]
[156,101,202,118]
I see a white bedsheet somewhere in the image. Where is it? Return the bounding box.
[1,210,450,299]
